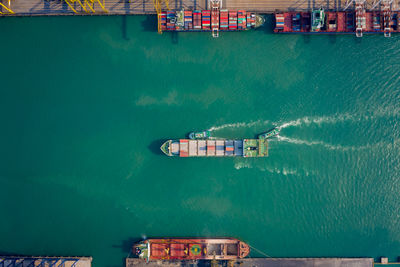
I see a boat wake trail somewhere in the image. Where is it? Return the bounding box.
[234,160,311,176]
[279,113,357,129]
[279,109,400,130]
[209,120,270,131]
[277,135,368,151]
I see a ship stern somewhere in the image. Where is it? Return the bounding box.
[133,241,150,262]
[238,241,250,258]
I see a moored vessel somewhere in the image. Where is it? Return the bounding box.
[133,238,250,262]
[274,1,398,37]
[160,8,264,37]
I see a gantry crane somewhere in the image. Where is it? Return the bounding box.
[154,0,169,34]
[0,0,14,15]
[355,0,366,37]
[64,0,107,14]
[210,0,221,37]
[371,0,393,37]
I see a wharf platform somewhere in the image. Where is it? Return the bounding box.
[2,0,398,17]
[126,257,373,267]
[0,256,92,267]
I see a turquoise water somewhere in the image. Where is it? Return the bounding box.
[0,15,399,266]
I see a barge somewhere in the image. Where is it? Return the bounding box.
[160,139,268,157]
[133,238,250,262]
[275,5,397,37]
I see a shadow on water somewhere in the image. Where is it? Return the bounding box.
[111,238,143,267]
[261,14,275,34]
[354,35,362,44]
[328,34,336,44]
[0,251,24,256]
[122,15,129,40]
[171,32,179,44]
[114,237,143,254]
[141,15,157,32]
[148,139,166,155]
[303,34,311,44]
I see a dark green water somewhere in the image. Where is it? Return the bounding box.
[0,15,399,267]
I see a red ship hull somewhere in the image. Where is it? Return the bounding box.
[133,238,250,262]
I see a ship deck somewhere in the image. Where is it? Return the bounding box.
[126,257,374,267]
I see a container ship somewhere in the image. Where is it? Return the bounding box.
[133,238,250,262]
[159,5,264,37]
[160,138,268,157]
[274,2,397,37]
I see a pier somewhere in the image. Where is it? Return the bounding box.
[0,257,92,267]
[126,257,374,267]
[1,0,399,16]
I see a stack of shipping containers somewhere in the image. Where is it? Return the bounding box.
[202,10,211,29]
[167,11,175,30]
[229,11,238,30]
[193,11,202,29]
[220,10,229,29]
[238,10,246,29]
[160,12,167,31]
[275,13,284,31]
[246,13,255,27]
[184,10,193,29]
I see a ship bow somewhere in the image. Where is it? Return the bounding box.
[160,140,172,156]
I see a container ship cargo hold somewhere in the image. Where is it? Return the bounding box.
[274,2,398,37]
[133,238,250,262]
[159,9,264,37]
[160,139,268,157]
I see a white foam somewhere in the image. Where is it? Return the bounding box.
[279,109,400,130]
[234,161,253,170]
[279,113,357,129]
[209,120,270,131]
[277,135,370,151]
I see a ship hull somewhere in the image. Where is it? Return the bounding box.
[160,139,268,157]
[133,238,250,261]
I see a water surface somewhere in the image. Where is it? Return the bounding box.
[0,15,399,267]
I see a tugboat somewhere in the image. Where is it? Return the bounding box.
[133,238,250,262]
[258,127,280,139]
[188,130,212,140]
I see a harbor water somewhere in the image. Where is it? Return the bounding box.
[0,15,399,267]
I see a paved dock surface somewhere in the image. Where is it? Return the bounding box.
[3,0,400,16]
[2,0,208,15]
[126,257,374,267]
